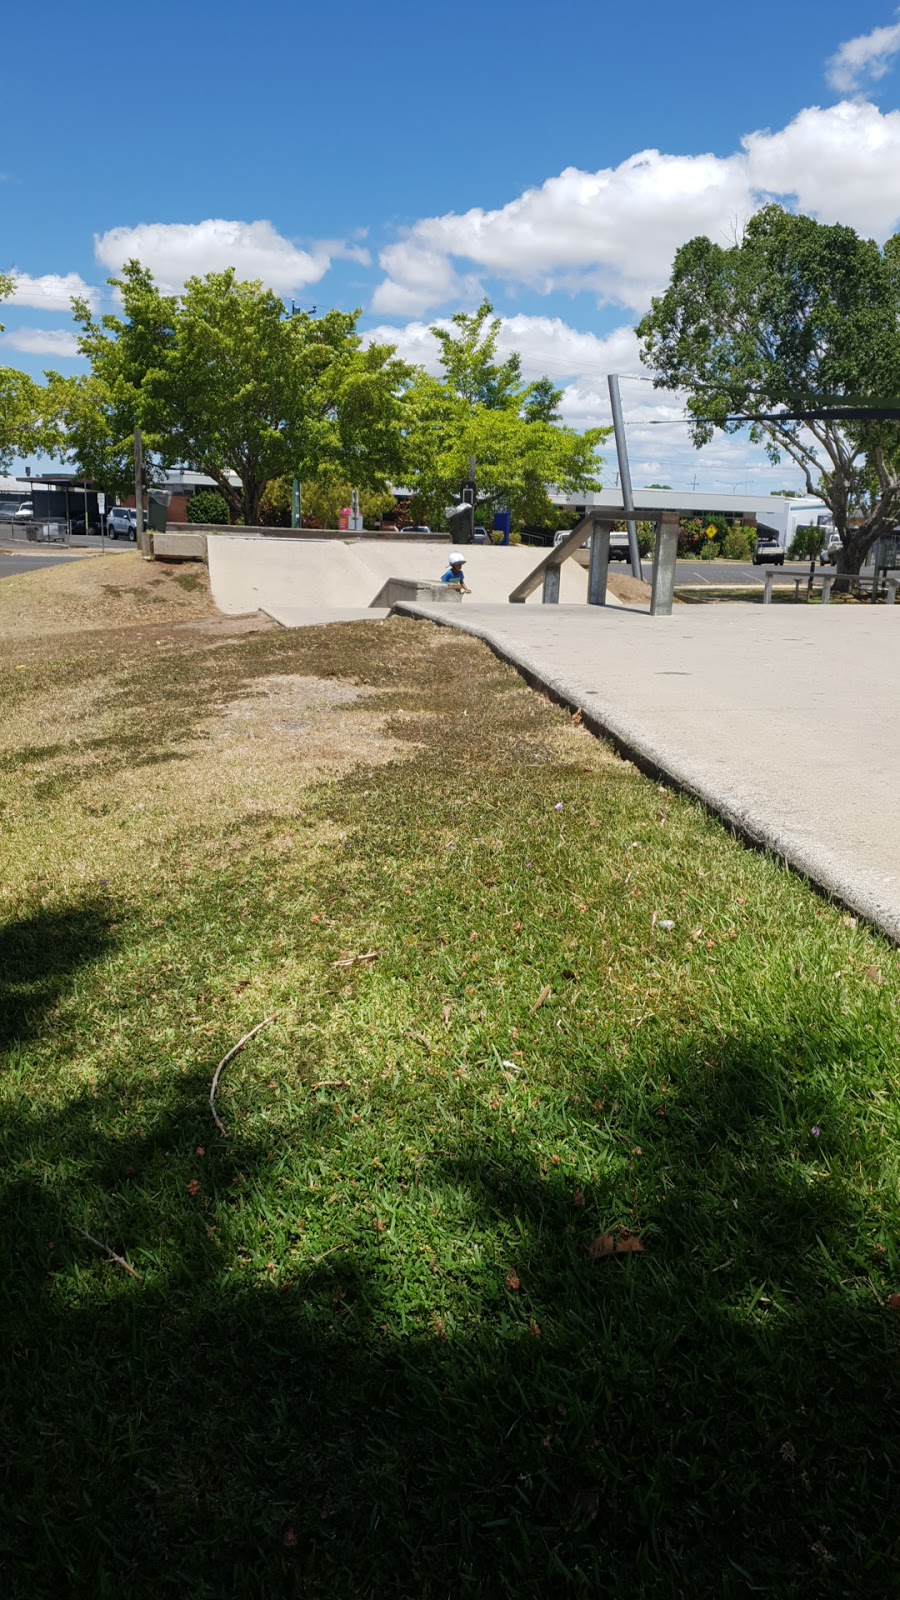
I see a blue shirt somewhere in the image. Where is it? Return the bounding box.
[441,566,465,583]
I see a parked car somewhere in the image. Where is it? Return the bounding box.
[70,515,102,536]
[819,531,842,566]
[553,527,630,566]
[473,525,489,544]
[404,524,431,533]
[11,500,34,524]
[107,506,137,541]
[752,532,784,566]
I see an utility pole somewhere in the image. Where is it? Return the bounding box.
[291,477,301,529]
[134,428,150,559]
[608,375,642,580]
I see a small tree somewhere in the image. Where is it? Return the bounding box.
[788,523,824,598]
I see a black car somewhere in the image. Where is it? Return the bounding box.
[69,516,102,536]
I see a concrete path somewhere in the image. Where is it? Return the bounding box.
[395,600,900,942]
[206,535,593,618]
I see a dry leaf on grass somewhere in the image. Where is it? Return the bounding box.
[888,1293,900,1312]
[864,965,884,984]
[588,1230,645,1260]
[441,1003,452,1027]
[530,983,552,1014]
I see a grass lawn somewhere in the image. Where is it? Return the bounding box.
[2,556,899,1598]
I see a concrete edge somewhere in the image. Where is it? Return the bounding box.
[391,602,900,946]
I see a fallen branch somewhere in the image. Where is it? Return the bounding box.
[331,950,381,969]
[311,1078,351,1091]
[210,1013,278,1137]
[75,1227,142,1281]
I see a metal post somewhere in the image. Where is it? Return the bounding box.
[587,521,609,605]
[542,565,561,603]
[608,374,642,581]
[871,537,882,604]
[291,477,301,529]
[650,513,678,615]
[134,428,150,559]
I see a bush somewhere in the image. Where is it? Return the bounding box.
[721,524,756,561]
[789,524,824,562]
[187,490,229,525]
[699,538,721,560]
[259,478,292,527]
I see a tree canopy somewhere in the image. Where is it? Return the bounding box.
[637,205,900,572]
[403,300,606,529]
[57,265,410,525]
[35,279,606,531]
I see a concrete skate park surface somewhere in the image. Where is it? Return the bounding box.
[206,535,592,623]
[395,601,900,943]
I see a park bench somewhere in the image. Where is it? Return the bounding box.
[763,570,899,605]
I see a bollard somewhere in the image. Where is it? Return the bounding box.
[587,524,609,606]
[650,513,679,616]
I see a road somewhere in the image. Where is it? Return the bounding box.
[669,559,809,587]
[0,552,84,578]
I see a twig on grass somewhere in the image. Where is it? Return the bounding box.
[331,950,381,969]
[311,1078,351,1091]
[75,1227,142,1281]
[530,983,552,1014]
[210,1013,279,1137]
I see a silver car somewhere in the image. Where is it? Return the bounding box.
[107,507,137,541]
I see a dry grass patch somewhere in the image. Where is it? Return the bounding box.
[0,552,217,638]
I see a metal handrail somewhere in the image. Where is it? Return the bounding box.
[509,509,681,615]
[508,513,596,603]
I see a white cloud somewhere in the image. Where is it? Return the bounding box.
[1,327,80,357]
[366,313,643,386]
[93,218,367,295]
[744,100,900,237]
[372,101,900,317]
[6,271,98,312]
[827,12,900,94]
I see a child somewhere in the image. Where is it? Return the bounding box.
[440,553,471,594]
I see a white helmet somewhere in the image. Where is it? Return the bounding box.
[448,552,466,564]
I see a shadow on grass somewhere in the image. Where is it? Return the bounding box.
[2,1011,899,1600]
[0,897,117,1053]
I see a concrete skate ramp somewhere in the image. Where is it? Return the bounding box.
[206,535,589,619]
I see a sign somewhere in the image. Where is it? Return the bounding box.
[97,492,106,515]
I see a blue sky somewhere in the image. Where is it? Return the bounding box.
[4,0,900,490]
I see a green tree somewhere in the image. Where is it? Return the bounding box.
[637,205,900,573]
[0,273,47,472]
[430,300,523,409]
[404,304,606,529]
[65,264,410,526]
